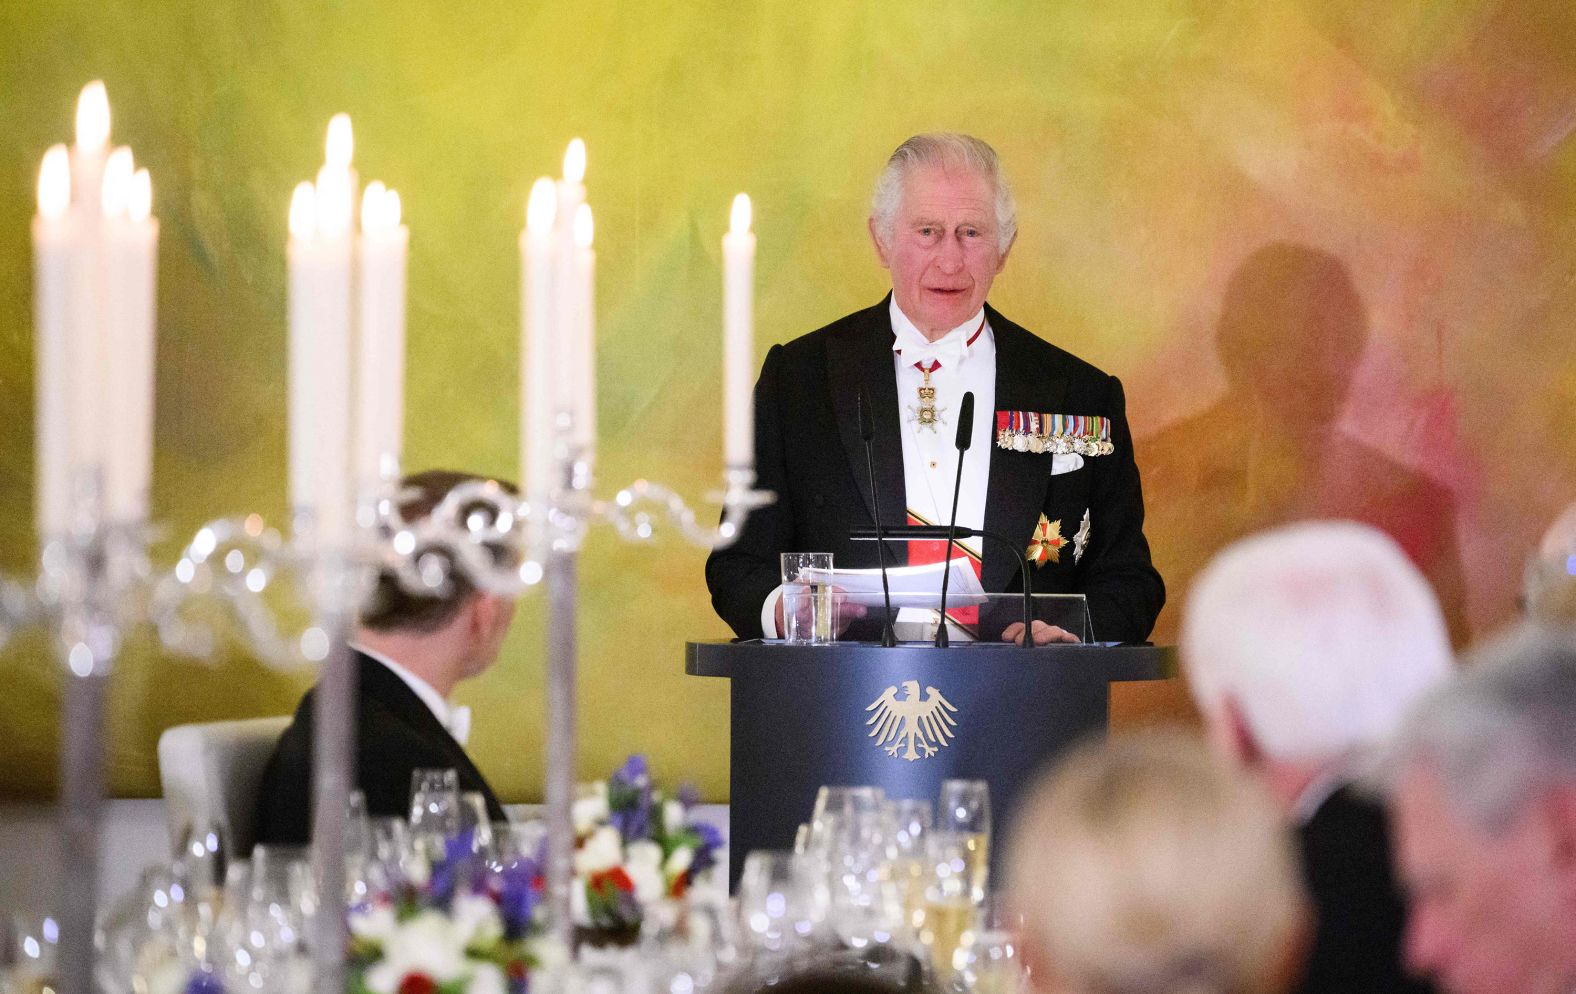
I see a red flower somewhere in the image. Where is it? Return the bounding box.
[398,974,438,994]
[590,867,635,894]
[668,874,689,899]
[507,960,529,981]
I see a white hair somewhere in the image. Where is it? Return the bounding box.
[1006,731,1307,994]
[1182,520,1454,761]
[1381,625,1576,832]
[869,133,1018,254]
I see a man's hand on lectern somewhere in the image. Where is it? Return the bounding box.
[1001,620,1080,646]
[775,586,868,637]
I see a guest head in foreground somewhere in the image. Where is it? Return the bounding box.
[254,469,519,847]
[1379,626,1576,994]
[1005,730,1308,994]
[705,131,1164,646]
[1523,499,1576,624]
[1181,519,1451,994]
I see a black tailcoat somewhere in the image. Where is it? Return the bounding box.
[254,650,507,847]
[705,298,1164,643]
[1295,785,1434,994]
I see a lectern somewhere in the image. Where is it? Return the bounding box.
[685,640,1175,886]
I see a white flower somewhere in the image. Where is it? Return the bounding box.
[363,911,469,993]
[467,962,508,994]
[662,798,685,835]
[573,826,623,876]
[348,903,397,944]
[572,784,610,835]
[529,935,570,973]
[451,892,504,948]
[570,877,591,926]
[626,839,663,871]
[664,845,694,880]
[625,858,664,904]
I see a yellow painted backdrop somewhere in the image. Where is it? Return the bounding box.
[2,1,1573,800]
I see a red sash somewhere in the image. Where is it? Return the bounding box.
[905,509,983,637]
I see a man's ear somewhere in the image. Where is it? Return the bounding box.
[466,592,498,640]
[1544,784,1576,885]
[868,216,892,269]
[997,230,1017,271]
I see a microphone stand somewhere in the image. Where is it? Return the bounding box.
[935,392,975,648]
[858,386,898,647]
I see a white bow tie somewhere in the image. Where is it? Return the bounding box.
[447,706,472,746]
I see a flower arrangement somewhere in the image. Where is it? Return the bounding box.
[570,755,724,944]
[349,834,559,994]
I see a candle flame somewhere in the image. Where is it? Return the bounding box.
[129,169,152,222]
[360,181,387,234]
[75,81,111,153]
[325,113,354,167]
[573,203,594,249]
[526,177,557,233]
[289,182,316,240]
[730,192,752,235]
[38,145,71,219]
[562,138,586,184]
[385,188,402,228]
[101,147,135,218]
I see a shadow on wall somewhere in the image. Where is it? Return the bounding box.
[1141,243,1467,646]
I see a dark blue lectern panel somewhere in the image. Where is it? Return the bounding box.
[684,641,1172,887]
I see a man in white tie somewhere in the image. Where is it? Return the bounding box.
[706,132,1163,644]
[254,469,517,846]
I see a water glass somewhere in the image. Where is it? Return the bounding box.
[937,779,991,903]
[736,850,826,956]
[409,768,461,848]
[781,552,835,644]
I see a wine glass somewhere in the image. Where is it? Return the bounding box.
[409,768,460,857]
[883,798,932,931]
[952,899,1027,994]
[735,850,826,959]
[936,779,991,904]
[915,834,978,982]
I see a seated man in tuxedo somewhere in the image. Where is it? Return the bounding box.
[1382,628,1576,994]
[254,469,515,846]
[1182,521,1451,994]
[705,132,1164,644]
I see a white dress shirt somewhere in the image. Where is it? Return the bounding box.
[350,642,472,746]
[759,299,997,638]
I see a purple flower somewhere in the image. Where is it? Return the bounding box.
[184,970,225,994]
[688,822,724,876]
[497,859,543,939]
[608,755,654,843]
[611,755,650,789]
[676,784,701,809]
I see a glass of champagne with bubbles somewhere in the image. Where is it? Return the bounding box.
[936,779,991,904]
[916,833,978,982]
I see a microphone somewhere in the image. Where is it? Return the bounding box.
[935,391,975,648]
[858,385,898,647]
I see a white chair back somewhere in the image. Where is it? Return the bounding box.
[156,716,290,859]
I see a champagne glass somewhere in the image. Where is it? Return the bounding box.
[916,834,978,982]
[936,779,991,903]
[953,899,1027,994]
[810,785,884,852]
[883,798,932,930]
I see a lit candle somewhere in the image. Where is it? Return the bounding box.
[722,193,755,468]
[355,181,408,494]
[554,139,585,438]
[570,203,596,453]
[522,177,557,519]
[64,88,113,505]
[32,146,74,539]
[102,164,159,523]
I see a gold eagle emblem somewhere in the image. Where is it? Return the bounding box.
[865,680,958,761]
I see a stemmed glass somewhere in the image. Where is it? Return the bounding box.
[735,850,826,964]
[936,780,991,904]
[915,833,978,983]
[409,767,460,858]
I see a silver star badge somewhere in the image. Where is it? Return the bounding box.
[1073,508,1092,564]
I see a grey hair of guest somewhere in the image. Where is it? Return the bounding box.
[1380,625,1576,833]
[869,132,1019,254]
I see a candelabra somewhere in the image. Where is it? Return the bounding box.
[0,445,769,993]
